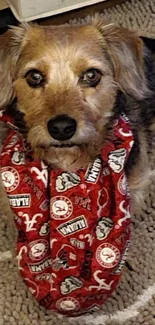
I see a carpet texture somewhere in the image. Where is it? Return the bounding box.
[0,0,155,324]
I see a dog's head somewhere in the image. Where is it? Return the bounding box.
[0,20,148,170]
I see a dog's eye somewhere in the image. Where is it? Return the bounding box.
[25,70,45,87]
[80,69,101,87]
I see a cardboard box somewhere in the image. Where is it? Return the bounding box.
[7,0,107,22]
[0,0,8,10]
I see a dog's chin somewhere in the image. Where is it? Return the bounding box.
[34,142,97,171]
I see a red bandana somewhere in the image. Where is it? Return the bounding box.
[0,112,133,316]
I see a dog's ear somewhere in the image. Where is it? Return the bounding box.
[93,20,149,99]
[0,24,29,109]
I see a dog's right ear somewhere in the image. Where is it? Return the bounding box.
[92,19,149,100]
[0,25,29,109]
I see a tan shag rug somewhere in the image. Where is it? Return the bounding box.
[0,0,155,324]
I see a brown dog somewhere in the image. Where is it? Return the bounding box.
[0,19,155,215]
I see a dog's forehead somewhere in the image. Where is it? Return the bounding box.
[27,24,101,47]
[20,24,105,65]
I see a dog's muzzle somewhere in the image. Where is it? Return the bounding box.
[47,114,77,141]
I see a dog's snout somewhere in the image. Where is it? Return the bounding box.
[47,114,77,141]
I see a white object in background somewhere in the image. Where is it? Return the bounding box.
[6,0,107,22]
[0,0,8,10]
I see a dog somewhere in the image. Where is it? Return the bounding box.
[0,18,155,219]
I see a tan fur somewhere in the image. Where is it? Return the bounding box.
[0,19,152,218]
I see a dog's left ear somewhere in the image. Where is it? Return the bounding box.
[93,20,149,99]
[0,24,29,109]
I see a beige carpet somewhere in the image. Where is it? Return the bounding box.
[0,0,155,324]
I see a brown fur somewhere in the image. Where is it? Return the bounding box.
[0,19,154,216]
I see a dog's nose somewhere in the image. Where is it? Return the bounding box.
[47,114,77,141]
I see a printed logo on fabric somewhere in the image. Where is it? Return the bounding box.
[57,215,88,236]
[97,187,109,218]
[85,157,102,183]
[11,151,25,165]
[39,222,50,236]
[74,196,91,211]
[80,250,92,280]
[24,174,43,200]
[39,199,49,211]
[113,240,130,274]
[29,239,49,261]
[102,167,110,176]
[60,276,83,295]
[50,196,73,220]
[56,171,81,192]
[120,112,129,123]
[35,273,51,281]
[24,278,39,298]
[56,297,80,312]
[8,194,31,208]
[88,270,114,291]
[40,293,53,309]
[31,161,48,187]
[117,174,128,195]
[1,167,20,192]
[29,257,52,273]
[52,244,78,271]
[72,304,100,316]
[96,243,120,269]
[18,212,43,232]
[96,217,113,241]
[70,238,85,249]
[5,134,19,149]
[108,148,126,173]
[80,293,108,304]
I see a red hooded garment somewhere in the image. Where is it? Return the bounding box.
[0,112,133,316]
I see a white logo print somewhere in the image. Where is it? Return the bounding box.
[56,297,80,312]
[85,233,93,246]
[50,273,57,292]
[113,240,130,274]
[119,128,132,137]
[16,245,28,271]
[97,188,109,218]
[39,222,49,236]
[29,257,52,273]
[108,148,126,173]
[50,238,57,249]
[70,238,85,250]
[118,174,128,195]
[57,215,88,236]
[24,278,39,298]
[50,196,73,220]
[96,217,113,241]
[60,276,83,295]
[120,113,129,123]
[118,201,131,226]
[0,110,4,117]
[31,161,48,187]
[79,233,93,246]
[39,199,48,211]
[89,270,114,291]
[1,167,19,192]
[96,243,120,268]
[19,212,43,232]
[85,157,102,183]
[29,239,49,260]
[56,172,80,192]
[8,194,31,208]
[12,151,25,165]
[5,134,19,149]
